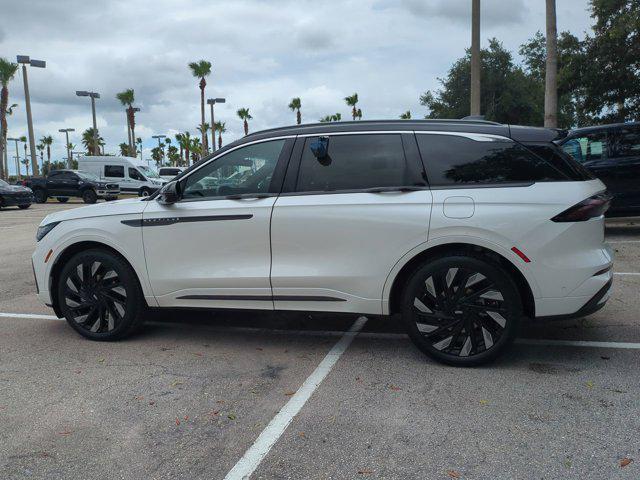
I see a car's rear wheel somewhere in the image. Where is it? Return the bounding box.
[139,188,151,197]
[57,249,146,341]
[400,255,522,366]
[33,189,47,203]
[18,204,30,209]
[82,189,97,204]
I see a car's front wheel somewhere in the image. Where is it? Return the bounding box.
[57,249,146,341]
[401,255,522,366]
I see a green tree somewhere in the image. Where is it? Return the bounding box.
[119,142,130,156]
[167,145,180,165]
[421,39,543,125]
[82,128,104,155]
[36,142,45,163]
[344,93,359,120]
[150,146,163,167]
[237,108,252,136]
[582,0,640,122]
[399,110,412,119]
[188,60,212,152]
[214,121,226,149]
[288,97,302,124]
[189,137,202,163]
[40,135,53,162]
[0,58,19,179]
[116,89,136,150]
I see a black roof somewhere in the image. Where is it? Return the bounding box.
[235,119,561,146]
[566,121,639,136]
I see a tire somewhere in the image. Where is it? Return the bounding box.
[56,197,69,203]
[18,204,31,209]
[33,189,47,203]
[82,189,97,204]
[57,249,146,341]
[400,255,522,367]
[139,188,151,197]
[105,196,118,201]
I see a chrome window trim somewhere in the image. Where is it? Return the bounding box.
[415,131,512,142]
[297,130,412,137]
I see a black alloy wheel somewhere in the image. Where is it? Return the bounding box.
[401,255,522,366]
[58,249,145,340]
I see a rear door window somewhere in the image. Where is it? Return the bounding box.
[105,165,124,178]
[416,134,569,186]
[612,126,640,158]
[295,134,424,192]
[561,131,610,164]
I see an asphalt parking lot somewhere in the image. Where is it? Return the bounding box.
[1,200,639,479]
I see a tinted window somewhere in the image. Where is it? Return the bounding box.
[183,139,284,199]
[58,171,76,180]
[105,165,124,178]
[613,126,640,158]
[48,171,61,178]
[561,131,609,164]
[296,134,420,192]
[128,168,145,181]
[160,168,180,176]
[416,134,569,185]
[525,144,594,180]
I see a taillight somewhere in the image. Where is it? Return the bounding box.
[552,192,612,222]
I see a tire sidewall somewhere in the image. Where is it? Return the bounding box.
[34,189,47,203]
[57,249,143,341]
[401,255,522,367]
[82,189,97,204]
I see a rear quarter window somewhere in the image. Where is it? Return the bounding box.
[416,134,570,186]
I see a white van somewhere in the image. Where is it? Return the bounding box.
[158,166,186,181]
[78,156,166,196]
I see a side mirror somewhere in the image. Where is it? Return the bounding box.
[157,180,181,205]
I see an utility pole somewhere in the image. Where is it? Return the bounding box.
[76,91,100,154]
[470,0,481,117]
[59,128,75,168]
[17,56,45,176]
[207,97,225,152]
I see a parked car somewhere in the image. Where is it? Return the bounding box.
[24,170,120,204]
[0,178,33,209]
[158,166,186,181]
[558,122,640,217]
[78,156,166,197]
[33,119,612,366]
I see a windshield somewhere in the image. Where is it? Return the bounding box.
[75,171,100,181]
[138,165,160,178]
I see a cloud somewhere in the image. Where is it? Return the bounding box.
[0,0,592,174]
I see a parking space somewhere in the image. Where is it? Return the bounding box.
[1,202,639,479]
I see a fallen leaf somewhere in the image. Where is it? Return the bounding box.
[389,384,401,391]
[479,400,489,405]
[586,381,594,389]
[299,432,305,437]
[97,358,105,363]
[256,347,264,351]
[134,396,144,401]
[75,370,82,374]
[620,458,633,468]
[175,418,180,426]
[208,410,219,416]
[446,470,461,478]
[193,352,203,357]
[184,416,189,421]
[171,381,183,387]
[149,401,156,406]
[228,413,237,420]
[57,430,73,436]
[216,400,225,404]
[357,469,374,475]
[284,391,296,396]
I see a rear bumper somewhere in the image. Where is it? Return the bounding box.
[536,278,612,321]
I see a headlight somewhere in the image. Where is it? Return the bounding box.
[36,222,60,242]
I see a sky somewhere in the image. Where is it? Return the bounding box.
[1,0,595,175]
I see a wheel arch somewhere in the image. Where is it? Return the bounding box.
[49,240,148,318]
[385,242,536,319]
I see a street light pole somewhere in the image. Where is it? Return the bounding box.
[59,128,75,168]
[207,97,225,152]
[17,56,46,176]
[76,91,101,155]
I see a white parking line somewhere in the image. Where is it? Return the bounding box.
[0,312,60,320]
[517,338,640,349]
[614,272,640,276]
[607,240,640,244]
[223,315,368,480]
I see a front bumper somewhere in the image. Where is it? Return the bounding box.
[96,189,120,198]
[2,194,33,206]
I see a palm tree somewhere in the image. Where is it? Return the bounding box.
[180,131,192,166]
[116,89,136,150]
[174,133,184,164]
[237,108,252,136]
[40,135,53,162]
[19,136,28,176]
[356,108,362,120]
[288,97,302,125]
[0,57,19,179]
[197,122,210,143]
[188,60,212,152]
[36,142,45,163]
[82,127,104,155]
[189,137,202,163]
[399,111,411,119]
[344,93,359,120]
[214,121,226,149]
[119,142,130,156]
[544,0,558,128]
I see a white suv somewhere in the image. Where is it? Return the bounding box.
[32,120,613,366]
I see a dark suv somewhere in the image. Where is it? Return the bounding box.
[558,122,640,217]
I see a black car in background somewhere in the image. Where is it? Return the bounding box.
[558,122,640,217]
[23,170,120,204]
[0,178,33,210]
